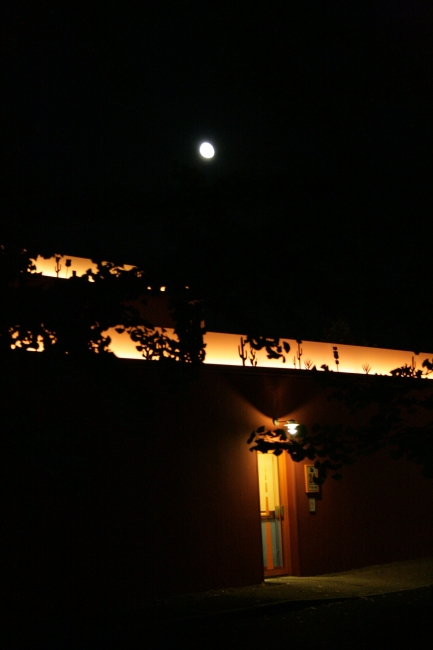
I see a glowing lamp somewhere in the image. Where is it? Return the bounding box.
[273,418,300,435]
[285,420,299,435]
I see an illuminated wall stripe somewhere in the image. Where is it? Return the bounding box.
[31,255,433,377]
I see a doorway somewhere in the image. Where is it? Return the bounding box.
[257,452,290,577]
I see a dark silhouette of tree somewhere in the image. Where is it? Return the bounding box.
[248,369,433,483]
[0,244,39,354]
[0,245,206,362]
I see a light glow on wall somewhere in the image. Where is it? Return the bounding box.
[104,326,433,378]
[31,255,137,279]
[30,255,433,378]
[32,255,98,278]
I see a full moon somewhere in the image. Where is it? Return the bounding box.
[199,142,215,159]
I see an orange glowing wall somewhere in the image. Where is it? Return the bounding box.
[221,367,433,577]
[5,354,433,612]
[279,384,433,576]
[31,254,433,378]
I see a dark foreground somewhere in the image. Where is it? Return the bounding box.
[7,586,432,649]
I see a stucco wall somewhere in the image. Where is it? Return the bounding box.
[4,355,433,619]
[4,356,264,615]
[286,385,433,576]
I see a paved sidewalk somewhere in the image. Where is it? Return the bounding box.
[8,557,432,648]
[121,556,433,625]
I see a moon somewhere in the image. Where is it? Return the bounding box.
[199,142,215,159]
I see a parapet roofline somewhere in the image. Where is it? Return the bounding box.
[30,254,433,377]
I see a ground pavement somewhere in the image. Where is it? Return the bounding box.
[8,557,433,648]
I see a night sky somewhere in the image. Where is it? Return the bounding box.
[2,2,432,349]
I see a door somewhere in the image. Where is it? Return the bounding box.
[257,452,290,577]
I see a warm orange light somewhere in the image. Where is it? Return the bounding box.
[200,332,433,377]
[31,255,137,279]
[28,254,433,378]
[31,255,97,278]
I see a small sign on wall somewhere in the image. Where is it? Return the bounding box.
[304,465,320,493]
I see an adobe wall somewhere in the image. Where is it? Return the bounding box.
[3,355,433,618]
[4,356,264,616]
[221,366,433,575]
[286,387,433,576]
[85,365,265,607]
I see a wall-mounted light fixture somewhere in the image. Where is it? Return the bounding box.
[273,419,299,435]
